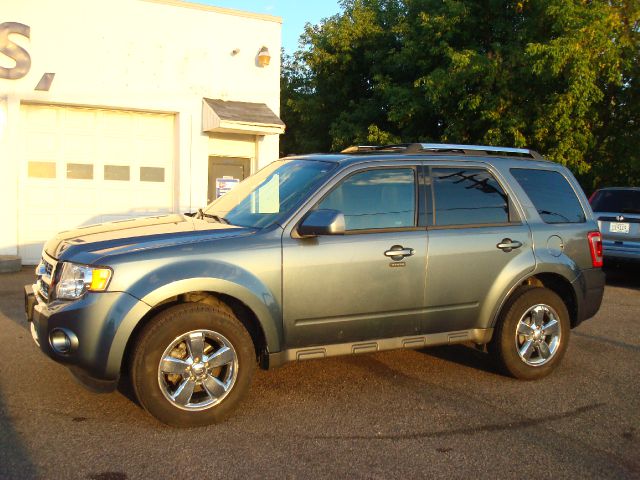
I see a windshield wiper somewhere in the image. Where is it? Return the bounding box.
[185,209,230,224]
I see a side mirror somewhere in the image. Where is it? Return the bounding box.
[298,209,346,237]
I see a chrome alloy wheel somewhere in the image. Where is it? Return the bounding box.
[157,330,238,411]
[515,304,561,366]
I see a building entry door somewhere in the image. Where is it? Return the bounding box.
[207,156,251,203]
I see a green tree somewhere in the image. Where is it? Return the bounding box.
[281,0,639,190]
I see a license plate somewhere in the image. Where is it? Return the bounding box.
[609,222,630,234]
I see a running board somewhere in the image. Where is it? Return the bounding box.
[267,328,493,368]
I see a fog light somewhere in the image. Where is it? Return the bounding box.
[49,328,78,354]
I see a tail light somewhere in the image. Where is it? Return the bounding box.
[588,231,603,267]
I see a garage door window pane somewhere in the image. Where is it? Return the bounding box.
[28,161,56,178]
[67,163,93,180]
[140,167,164,182]
[104,165,130,181]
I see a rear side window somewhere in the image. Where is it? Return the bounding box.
[590,189,640,214]
[431,168,509,226]
[511,169,585,223]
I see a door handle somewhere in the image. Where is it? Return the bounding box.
[497,238,523,252]
[384,245,414,261]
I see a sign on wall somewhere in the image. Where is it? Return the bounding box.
[0,22,31,80]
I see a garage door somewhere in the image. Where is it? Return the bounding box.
[18,104,175,264]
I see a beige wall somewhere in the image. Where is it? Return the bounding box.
[0,0,283,258]
[1,0,281,103]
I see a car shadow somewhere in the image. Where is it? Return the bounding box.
[416,344,500,376]
[116,374,142,408]
[603,264,640,290]
[0,268,35,329]
[0,378,38,477]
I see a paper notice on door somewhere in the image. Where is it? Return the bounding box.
[216,176,240,198]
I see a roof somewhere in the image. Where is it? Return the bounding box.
[286,154,555,172]
[141,0,282,23]
[340,143,544,159]
[202,99,285,136]
[286,143,553,168]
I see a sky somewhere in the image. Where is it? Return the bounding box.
[194,1,342,53]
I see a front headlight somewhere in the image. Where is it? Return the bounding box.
[56,262,113,300]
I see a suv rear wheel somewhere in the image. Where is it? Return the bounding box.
[131,303,255,427]
[489,286,570,380]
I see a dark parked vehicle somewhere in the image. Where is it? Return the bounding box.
[589,187,640,264]
[25,144,605,427]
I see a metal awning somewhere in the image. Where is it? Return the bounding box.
[202,98,285,135]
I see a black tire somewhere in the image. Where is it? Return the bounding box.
[489,286,570,380]
[131,302,255,427]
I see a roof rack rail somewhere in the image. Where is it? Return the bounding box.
[340,144,415,153]
[419,143,543,159]
[340,143,543,159]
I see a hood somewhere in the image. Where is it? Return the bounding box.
[44,214,256,263]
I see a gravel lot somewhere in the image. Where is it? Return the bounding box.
[0,267,638,479]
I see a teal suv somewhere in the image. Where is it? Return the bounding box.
[25,144,605,427]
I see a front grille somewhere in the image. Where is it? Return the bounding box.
[44,259,54,276]
[36,256,57,302]
[38,280,50,300]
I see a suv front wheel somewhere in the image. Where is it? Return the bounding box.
[489,286,570,380]
[131,303,256,427]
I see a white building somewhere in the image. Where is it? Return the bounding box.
[0,0,284,264]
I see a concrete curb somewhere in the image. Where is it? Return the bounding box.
[0,256,22,274]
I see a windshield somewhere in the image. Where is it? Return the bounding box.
[204,159,337,228]
[590,189,640,214]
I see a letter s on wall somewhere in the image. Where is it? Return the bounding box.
[0,22,31,80]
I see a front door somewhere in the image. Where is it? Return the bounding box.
[282,166,428,348]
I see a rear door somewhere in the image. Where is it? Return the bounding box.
[422,164,535,334]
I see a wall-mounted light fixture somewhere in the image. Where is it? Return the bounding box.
[257,46,271,67]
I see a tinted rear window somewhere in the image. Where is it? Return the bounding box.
[590,190,640,214]
[432,168,509,226]
[511,169,585,223]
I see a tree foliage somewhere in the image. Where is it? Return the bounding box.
[280,0,639,190]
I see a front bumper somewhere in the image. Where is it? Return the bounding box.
[25,285,149,391]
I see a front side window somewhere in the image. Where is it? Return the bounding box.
[511,168,586,223]
[317,168,416,231]
[432,168,509,226]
